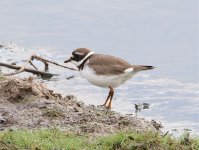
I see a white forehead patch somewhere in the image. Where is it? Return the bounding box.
[74,51,84,56]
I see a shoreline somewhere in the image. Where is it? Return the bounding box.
[0,74,159,136]
[0,74,198,149]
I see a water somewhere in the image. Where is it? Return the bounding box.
[0,0,199,135]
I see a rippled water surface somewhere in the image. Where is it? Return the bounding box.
[0,0,198,135]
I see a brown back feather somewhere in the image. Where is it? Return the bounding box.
[88,54,132,75]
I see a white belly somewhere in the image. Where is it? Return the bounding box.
[79,65,136,88]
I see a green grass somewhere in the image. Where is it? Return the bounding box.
[93,131,199,150]
[0,129,199,150]
[0,74,5,81]
[0,129,85,150]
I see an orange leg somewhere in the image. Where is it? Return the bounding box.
[101,87,112,106]
[106,86,114,109]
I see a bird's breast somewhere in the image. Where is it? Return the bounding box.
[79,65,136,88]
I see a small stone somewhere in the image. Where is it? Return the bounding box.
[65,95,75,100]
[74,106,83,112]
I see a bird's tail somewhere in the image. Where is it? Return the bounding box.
[133,65,155,72]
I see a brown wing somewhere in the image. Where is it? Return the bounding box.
[88,54,132,75]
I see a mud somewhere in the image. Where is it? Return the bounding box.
[0,75,159,136]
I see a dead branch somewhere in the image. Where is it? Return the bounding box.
[0,53,77,78]
[0,62,55,78]
[5,54,35,76]
[32,55,77,71]
[29,61,38,70]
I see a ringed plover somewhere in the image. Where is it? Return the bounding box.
[64,48,154,109]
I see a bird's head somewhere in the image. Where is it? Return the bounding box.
[64,48,94,67]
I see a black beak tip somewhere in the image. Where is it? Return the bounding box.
[64,58,71,63]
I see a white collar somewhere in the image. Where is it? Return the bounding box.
[71,51,94,67]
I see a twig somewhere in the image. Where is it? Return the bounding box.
[5,54,34,76]
[66,75,75,80]
[0,53,77,78]
[0,62,55,78]
[44,62,49,71]
[29,60,38,70]
[33,55,77,71]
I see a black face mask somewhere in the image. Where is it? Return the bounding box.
[71,53,85,62]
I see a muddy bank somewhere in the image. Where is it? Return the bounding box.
[0,75,160,136]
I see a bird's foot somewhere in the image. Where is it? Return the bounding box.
[105,105,111,109]
[97,104,106,108]
[97,104,111,110]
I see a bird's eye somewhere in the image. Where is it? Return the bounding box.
[73,53,79,58]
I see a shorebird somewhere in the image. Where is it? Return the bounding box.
[64,48,154,109]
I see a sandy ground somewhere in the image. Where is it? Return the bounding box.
[0,75,160,136]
